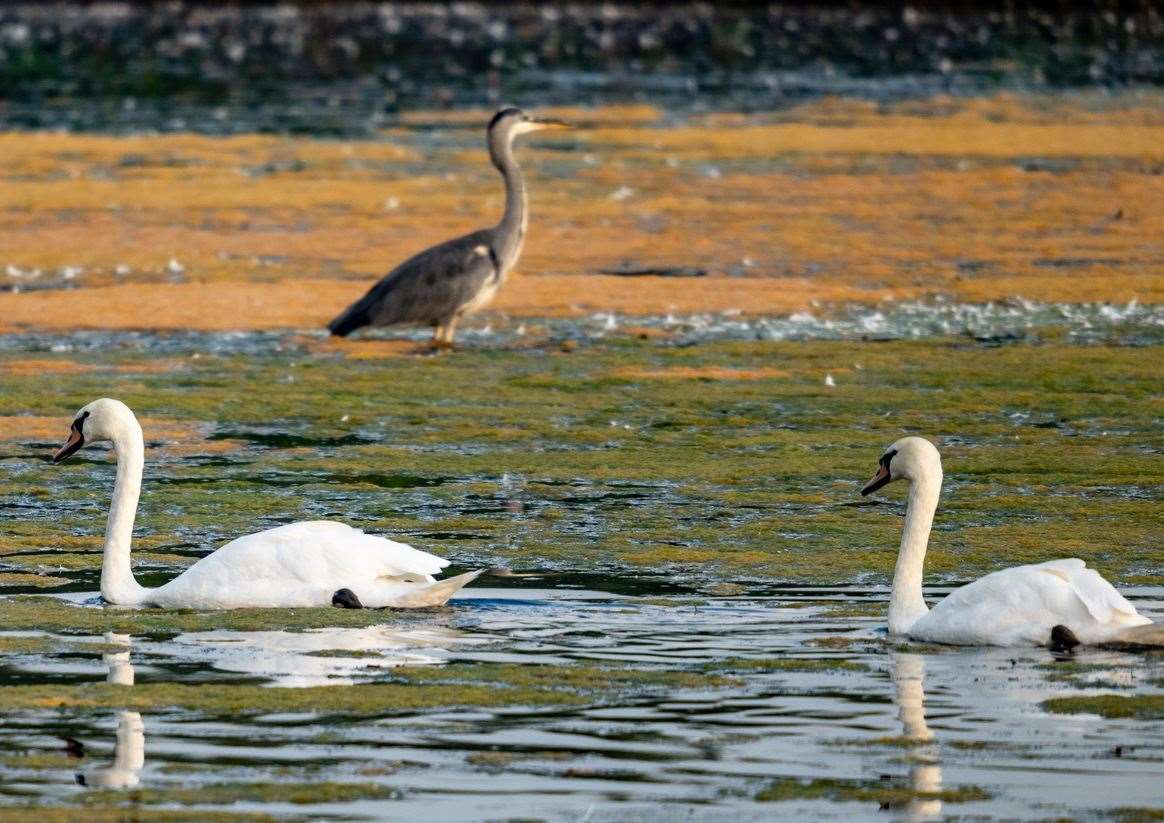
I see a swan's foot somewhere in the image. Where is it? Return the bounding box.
[1049,624,1080,652]
[331,588,363,609]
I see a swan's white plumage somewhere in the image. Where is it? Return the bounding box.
[908,558,1149,646]
[148,521,468,609]
[867,436,1154,647]
[54,399,479,610]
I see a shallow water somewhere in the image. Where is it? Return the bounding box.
[1,581,1161,821]
[0,299,1160,357]
[0,304,1159,819]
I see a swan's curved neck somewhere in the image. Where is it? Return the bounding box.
[889,469,941,634]
[490,133,527,273]
[101,423,149,605]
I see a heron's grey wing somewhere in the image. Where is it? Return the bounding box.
[328,231,498,336]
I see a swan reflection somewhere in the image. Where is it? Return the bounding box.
[891,652,943,821]
[78,633,144,789]
[172,624,485,686]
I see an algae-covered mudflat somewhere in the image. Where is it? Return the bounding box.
[0,324,1161,821]
[0,332,1161,585]
[0,85,1161,821]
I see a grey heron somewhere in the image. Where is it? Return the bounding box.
[327,107,572,347]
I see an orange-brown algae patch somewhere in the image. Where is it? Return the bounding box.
[159,438,247,458]
[311,337,419,359]
[0,415,81,441]
[2,95,1162,320]
[0,358,185,376]
[0,359,93,375]
[0,415,202,445]
[615,366,791,381]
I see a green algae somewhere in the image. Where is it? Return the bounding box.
[0,572,67,588]
[396,662,738,691]
[0,631,132,655]
[83,780,397,807]
[0,663,733,714]
[0,811,274,823]
[0,633,57,653]
[830,735,935,749]
[705,657,868,673]
[807,636,862,649]
[1111,810,1164,823]
[754,776,990,804]
[0,596,412,634]
[1042,694,1164,720]
[0,680,582,714]
[947,739,1032,752]
[0,337,1161,588]
[465,750,573,770]
[0,751,77,770]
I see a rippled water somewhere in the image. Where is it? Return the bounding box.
[0,299,1159,357]
[2,580,1161,821]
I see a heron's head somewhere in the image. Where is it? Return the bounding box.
[53,398,138,463]
[860,436,942,495]
[487,107,573,140]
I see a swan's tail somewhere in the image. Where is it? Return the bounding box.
[379,570,484,608]
[1102,622,1164,650]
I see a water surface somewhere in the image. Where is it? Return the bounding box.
[2,580,1161,821]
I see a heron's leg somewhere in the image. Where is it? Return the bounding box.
[432,319,457,350]
[444,316,461,346]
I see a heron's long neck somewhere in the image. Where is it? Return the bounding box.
[889,471,941,635]
[493,138,527,273]
[102,427,149,605]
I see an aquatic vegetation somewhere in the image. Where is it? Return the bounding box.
[0,680,569,713]
[82,781,398,806]
[0,811,274,823]
[0,94,1159,823]
[1,96,1162,326]
[0,662,734,714]
[1042,695,1164,720]
[754,776,990,804]
[0,597,425,634]
[1111,810,1164,823]
[705,657,868,673]
[0,336,1158,586]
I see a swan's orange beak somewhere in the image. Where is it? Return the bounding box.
[861,464,892,496]
[53,428,84,463]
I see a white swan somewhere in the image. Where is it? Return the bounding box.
[861,436,1154,647]
[52,398,481,609]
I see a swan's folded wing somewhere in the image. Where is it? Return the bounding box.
[336,524,451,578]
[1068,568,1142,623]
[219,521,450,584]
[1030,558,1085,582]
[1032,558,1140,623]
